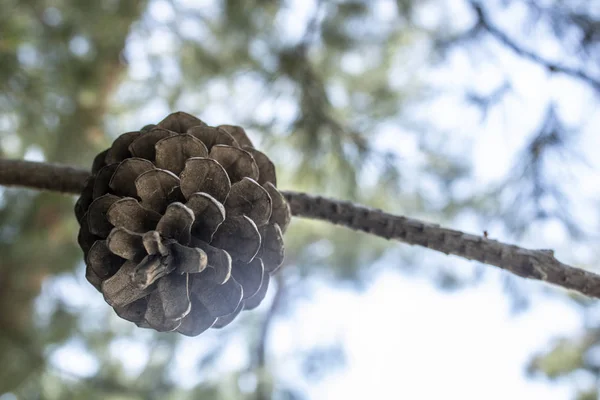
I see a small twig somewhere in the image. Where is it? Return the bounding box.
[1,158,599,299]
[470,2,600,92]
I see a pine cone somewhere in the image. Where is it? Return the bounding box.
[75,112,291,335]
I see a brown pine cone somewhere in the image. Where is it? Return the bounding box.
[75,112,291,336]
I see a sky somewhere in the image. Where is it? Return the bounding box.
[37,0,600,399]
[285,271,582,399]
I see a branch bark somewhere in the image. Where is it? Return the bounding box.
[1,158,599,299]
[0,159,90,194]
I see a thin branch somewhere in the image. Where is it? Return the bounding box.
[470,2,600,92]
[254,274,285,400]
[1,158,600,299]
[0,159,90,194]
[284,191,600,299]
[256,274,284,369]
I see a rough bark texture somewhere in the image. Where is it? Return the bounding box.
[284,191,600,298]
[1,159,599,299]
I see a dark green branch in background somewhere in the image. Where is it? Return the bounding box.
[1,158,599,299]
[470,1,600,91]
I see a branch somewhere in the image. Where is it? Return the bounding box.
[1,158,600,299]
[284,191,600,298]
[256,274,284,369]
[470,2,600,92]
[0,159,90,194]
[254,274,285,400]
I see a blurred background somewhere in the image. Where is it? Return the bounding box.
[1,0,600,399]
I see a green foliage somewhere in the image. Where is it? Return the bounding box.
[528,338,587,380]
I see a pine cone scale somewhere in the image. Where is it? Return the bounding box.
[87,194,120,237]
[225,177,272,226]
[170,242,208,274]
[128,128,174,161]
[209,145,260,183]
[211,215,261,263]
[185,192,225,242]
[93,164,118,198]
[86,240,124,279]
[107,198,162,233]
[109,158,155,197]
[106,227,145,260]
[212,302,243,329]
[177,298,216,336]
[232,258,264,300]
[243,269,270,310]
[101,260,156,308]
[155,134,208,175]
[190,271,243,318]
[135,169,180,213]
[105,131,141,164]
[155,202,194,245]
[179,158,231,202]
